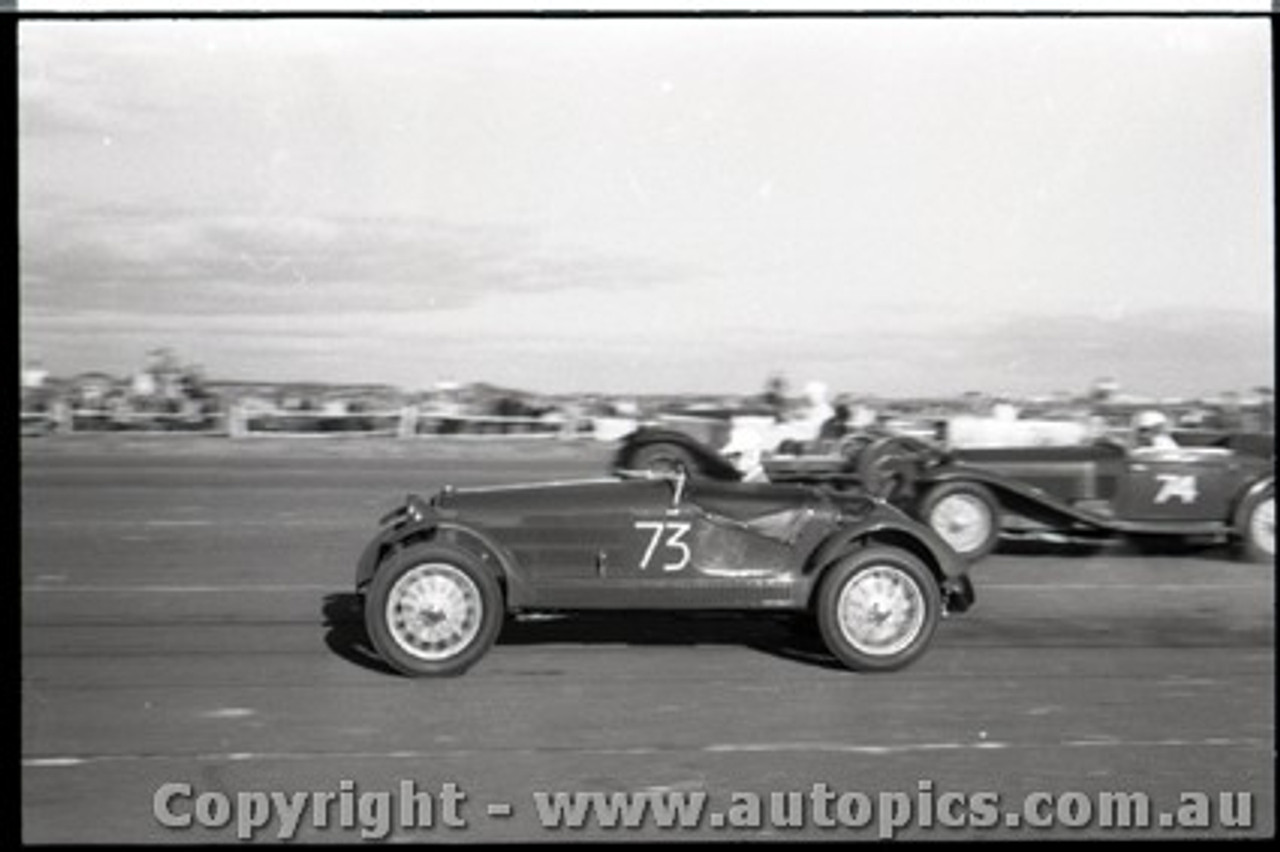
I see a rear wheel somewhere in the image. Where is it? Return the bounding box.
[364,543,503,676]
[1237,486,1274,563]
[629,441,701,478]
[816,546,941,672]
[920,482,1001,561]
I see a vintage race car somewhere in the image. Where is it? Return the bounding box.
[355,473,975,676]
[748,434,1274,564]
[618,428,1274,564]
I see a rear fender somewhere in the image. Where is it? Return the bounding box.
[615,427,744,481]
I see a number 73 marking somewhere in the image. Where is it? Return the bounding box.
[634,520,693,572]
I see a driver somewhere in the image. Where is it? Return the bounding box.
[819,402,853,441]
[783,381,836,443]
[721,380,835,479]
[1132,410,1179,450]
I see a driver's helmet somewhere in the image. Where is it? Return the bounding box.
[1132,409,1170,443]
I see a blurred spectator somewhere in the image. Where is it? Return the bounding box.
[1257,387,1274,433]
[131,370,157,398]
[22,360,49,391]
[73,372,116,410]
[1215,392,1245,432]
[760,374,789,419]
[22,360,52,413]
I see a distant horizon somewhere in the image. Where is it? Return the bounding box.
[24,357,1273,404]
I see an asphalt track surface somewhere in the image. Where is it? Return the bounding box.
[21,436,1275,841]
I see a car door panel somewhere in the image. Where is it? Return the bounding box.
[1118,449,1236,521]
[593,505,800,606]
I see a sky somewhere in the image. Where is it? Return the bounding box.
[18,17,1275,398]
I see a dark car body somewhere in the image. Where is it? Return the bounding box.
[615,426,748,481]
[769,435,1275,562]
[356,474,974,675]
[618,427,1274,562]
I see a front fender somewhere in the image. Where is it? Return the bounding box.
[805,502,974,612]
[921,465,1110,530]
[355,514,532,605]
[1232,474,1275,532]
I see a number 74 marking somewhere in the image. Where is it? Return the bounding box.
[1154,474,1198,504]
[634,520,693,572]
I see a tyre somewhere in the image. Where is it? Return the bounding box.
[919,482,1001,561]
[816,546,941,672]
[1236,485,1274,564]
[628,441,701,478]
[364,543,504,677]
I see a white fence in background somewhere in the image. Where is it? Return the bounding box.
[21,406,227,436]
[21,410,61,436]
[20,405,612,440]
[229,406,601,439]
[228,407,402,439]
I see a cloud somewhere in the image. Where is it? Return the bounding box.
[20,32,173,139]
[21,203,693,319]
[945,310,1274,397]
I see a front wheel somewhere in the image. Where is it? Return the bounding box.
[1236,485,1274,564]
[816,546,941,672]
[919,482,1001,561]
[364,543,504,676]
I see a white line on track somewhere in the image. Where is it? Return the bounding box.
[22,737,1271,768]
[20,582,1268,594]
[980,583,1269,591]
[23,519,348,528]
[140,520,214,527]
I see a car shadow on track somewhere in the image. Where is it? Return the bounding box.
[321,592,845,674]
[321,593,399,676]
[497,612,849,672]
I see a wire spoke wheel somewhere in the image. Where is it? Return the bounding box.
[386,563,483,661]
[817,546,941,672]
[920,482,1000,561]
[1247,494,1275,561]
[366,543,503,676]
[836,565,927,658]
[928,493,994,556]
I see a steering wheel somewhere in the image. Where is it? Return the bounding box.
[852,435,933,498]
[836,432,877,461]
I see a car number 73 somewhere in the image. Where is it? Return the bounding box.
[634,520,693,572]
